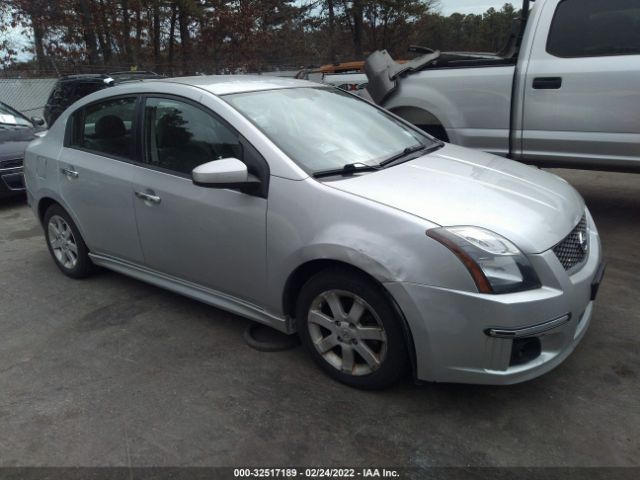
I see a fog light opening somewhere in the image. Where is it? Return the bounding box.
[510,337,542,367]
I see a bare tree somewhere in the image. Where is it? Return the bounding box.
[77,0,99,64]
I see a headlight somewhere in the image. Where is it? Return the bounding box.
[427,226,541,294]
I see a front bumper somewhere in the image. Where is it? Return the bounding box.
[386,212,603,385]
[0,164,25,197]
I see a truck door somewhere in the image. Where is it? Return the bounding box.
[520,0,640,170]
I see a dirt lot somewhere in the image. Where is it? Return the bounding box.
[0,169,638,468]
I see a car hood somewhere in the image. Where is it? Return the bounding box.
[325,144,585,253]
[0,127,36,161]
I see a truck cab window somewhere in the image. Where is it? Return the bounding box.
[547,0,640,58]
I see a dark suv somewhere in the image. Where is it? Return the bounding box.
[43,71,162,127]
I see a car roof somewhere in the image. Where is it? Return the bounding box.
[145,75,321,96]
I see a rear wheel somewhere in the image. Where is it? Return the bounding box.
[43,204,94,279]
[296,268,409,389]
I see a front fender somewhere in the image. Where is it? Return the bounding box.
[284,242,400,285]
[264,179,479,316]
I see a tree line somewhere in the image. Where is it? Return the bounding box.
[1,1,519,75]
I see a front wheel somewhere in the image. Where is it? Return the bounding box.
[296,268,409,389]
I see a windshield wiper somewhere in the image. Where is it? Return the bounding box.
[312,142,443,178]
[379,142,443,167]
[313,162,382,178]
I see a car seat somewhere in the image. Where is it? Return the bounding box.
[92,114,130,157]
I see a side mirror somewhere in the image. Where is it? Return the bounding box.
[192,158,260,190]
[31,116,46,126]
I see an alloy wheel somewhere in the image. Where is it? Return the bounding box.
[48,215,79,270]
[307,289,388,376]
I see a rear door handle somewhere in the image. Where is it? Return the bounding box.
[532,77,562,89]
[60,167,79,178]
[135,190,162,205]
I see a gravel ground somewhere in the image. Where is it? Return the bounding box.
[0,168,638,468]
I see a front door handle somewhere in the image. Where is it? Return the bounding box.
[532,77,562,89]
[135,190,162,205]
[60,167,79,178]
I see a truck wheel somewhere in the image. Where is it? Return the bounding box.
[417,124,449,142]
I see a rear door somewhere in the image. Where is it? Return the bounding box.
[521,0,640,169]
[59,95,144,263]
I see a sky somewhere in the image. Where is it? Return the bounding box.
[0,11,31,64]
[439,0,516,16]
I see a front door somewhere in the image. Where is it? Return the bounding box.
[131,95,268,305]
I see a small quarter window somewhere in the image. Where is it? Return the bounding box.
[547,0,640,58]
[70,97,137,159]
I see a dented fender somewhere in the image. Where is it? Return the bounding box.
[264,176,477,316]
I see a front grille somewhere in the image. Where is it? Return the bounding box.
[553,215,588,271]
[0,158,23,170]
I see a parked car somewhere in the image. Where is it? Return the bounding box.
[365,0,640,171]
[0,101,45,198]
[25,76,604,388]
[43,71,162,127]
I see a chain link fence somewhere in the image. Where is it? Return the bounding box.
[0,78,57,120]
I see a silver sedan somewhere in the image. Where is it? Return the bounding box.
[24,76,605,389]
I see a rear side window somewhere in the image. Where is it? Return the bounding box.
[72,82,107,103]
[547,0,640,58]
[49,83,72,103]
[69,97,137,160]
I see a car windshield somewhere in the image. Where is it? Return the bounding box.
[225,87,435,173]
[0,103,32,127]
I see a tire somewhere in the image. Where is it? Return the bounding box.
[417,124,449,142]
[43,204,94,279]
[296,268,409,389]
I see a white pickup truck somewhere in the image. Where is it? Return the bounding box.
[365,0,640,171]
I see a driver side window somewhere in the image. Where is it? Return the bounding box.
[142,97,242,175]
